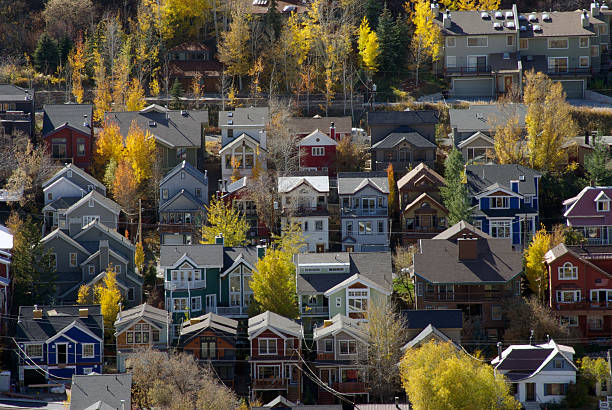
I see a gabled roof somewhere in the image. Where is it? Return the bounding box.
[43,164,105,191]
[73,220,135,250]
[371,132,437,150]
[159,189,205,211]
[401,324,461,351]
[564,187,612,219]
[323,273,391,296]
[41,228,91,256]
[0,224,13,250]
[288,116,352,136]
[105,109,208,148]
[544,243,612,279]
[298,129,338,147]
[403,192,447,213]
[223,177,248,196]
[179,313,238,346]
[397,163,445,190]
[449,104,527,133]
[0,84,32,102]
[114,303,169,329]
[43,196,81,212]
[219,107,269,127]
[402,309,463,330]
[248,311,302,339]
[70,374,132,410]
[159,244,224,268]
[456,131,495,149]
[475,183,523,200]
[42,104,93,137]
[16,305,103,342]
[367,110,439,126]
[219,132,266,153]
[221,246,260,277]
[312,314,367,342]
[432,220,492,240]
[160,160,208,187]
[466,164,541,197]
[337,172,389,195]
[278,175,330,194]
[492,339,577,382]
[42,177,87,198]
[66,190,121,216]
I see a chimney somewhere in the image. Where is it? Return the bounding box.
[83,114,90,128]
[215,233,225,246]
[443,10,452,28]
[591,2,600,17]
[323,320,333,328]
[33,305,42,319]
[79,308,89,318]
[190,317,201,325]
[431,2,440,18]
[457,235,478,260]
[582,10,589,28]
[330,122,336,140]
[497,342,502,360]
[257,240,267,259]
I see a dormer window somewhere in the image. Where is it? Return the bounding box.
[595,191,610,212]
[558,262,578,280]
[490,196,509,209]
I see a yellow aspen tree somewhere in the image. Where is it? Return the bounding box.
[409,0,442,87]
[69,34,86,103]
[248,57,264,98]
[135,242,145,273]
[77,284,94,304]
[132,0,161,84]
[524,226,551,305]
[96,121,125,166]
[357,17,380,73]
[126,78,146,111]
[217,2,251,82]
[478,0,501,10]
[92,49,112,123]
[251,248,299,318]
[494,116,526,165]
[191,72,203,109]
[113,159,139,214]
[230,156,242,182]
[456,0,477,10]
[113,41,131,109]
[124,120,156,183]
[95,269,122,332]
[201,197,248,246]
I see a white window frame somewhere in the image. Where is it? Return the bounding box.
[190,296,202,311]
[558,262,578,280]
[324,339,334,352]
[172,297,188,312]
[258,338,277,355]
[467,36,488,47]
[335,297,341,307]
[590,289,612,302]
[597,199,610,212]
[556,290,581,303]
[490,220,511,238]
[560,315,579,327]
[548,57,568,73]
[339,340,357,355]
[446,56,457,68]
[519,38,529,50]
[82,215,100,227]
[467,55,487,71]
[507,35,514,46]
[417,282,423,296]
[548,37,569,49]
[88,265,95,275]
[579,37,589,48]
[257,364,280,379]
[229,271,242,307]
[88,198,94,207]
[312,147,325,156]
[347,289,369,313]
[490,196,510,209]
[69,252,77,267]
[82,343,95,358]
[25,344,43,358]
[446,37,456,47]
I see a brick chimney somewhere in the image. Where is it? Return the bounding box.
[330,122,336,140]
[457,234,478,260]
[33,305,42,319]
[79,308,89,318]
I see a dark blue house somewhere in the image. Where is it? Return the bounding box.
[15,305,103,387]
[466,164,541,246]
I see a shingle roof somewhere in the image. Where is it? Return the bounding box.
[70,374,132,410]
[337,172,389,195]
[287,116,352,135]
[296,252,392,294]
[219,107,268,127]
[42,163,105,191]
[434,9,518,35]
[312,314,367,342]
[158,189,205,211]
[449,104,527,134]
[114,303,169,330]
[179,313,238,346]
[16,305,103,342]
[248,311,302,338]
[518,11,602,38]
[402,309,463,329]
[278,176,330,193]
[367,110,439,126]
[402,324,461,351]
[298,129,338,147]
[489,52,520,72]
[466,164,541,196]
[42,104,93,137]
[414,238,522,284]
[105,109,208,148]
[432,220,492,240]
[160,160,208,186]
[0,84,32,102]
[66,190,121,215]
[159,244,224,267]
[370,132,437,150]
[42,196,81,212]
[397,163,445,190]
[222,246,260,273]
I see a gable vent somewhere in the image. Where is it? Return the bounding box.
[519,175,525,181]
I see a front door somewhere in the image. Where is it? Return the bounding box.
[504,76,513,92]
[57,344,68,364]
[526,382,536,401]
[319,369,334,386]
[206,294,216,314]
[316,244,325,253]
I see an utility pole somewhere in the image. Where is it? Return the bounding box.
[138,198,142,244]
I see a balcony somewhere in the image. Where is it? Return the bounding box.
[444,66,492,76]
[332,382,368,394]
[341,208,388,217]
[0,112,30,122]
[555,300,612,311]
[421,290,517,302]
[165,280,206,290]
[547,68,594,76]
[300,305,329,316]
[216,306,247,316]
[252,378,288,390]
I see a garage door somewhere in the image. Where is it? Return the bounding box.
[559,80,584,99]
[451,78,494,97]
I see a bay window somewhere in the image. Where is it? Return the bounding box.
[556,290,581,303]
[490,220,511,238]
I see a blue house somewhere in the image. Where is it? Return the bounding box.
[15,305,103,387]
[465,164,541,246]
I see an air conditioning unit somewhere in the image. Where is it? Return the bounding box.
[528,13,537,22]
[494,22,502,29]
[495,11,503,19]
[533,24,542,31]
[542,13,551,21]
[506,11,514,19]
[481,11,489,19]
[507,21,516,29]
[519,15,527,21]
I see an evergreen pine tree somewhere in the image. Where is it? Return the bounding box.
[263,0,282,41]
[170,79,184,109]
[33,33,59,75]
[585,136,612,185]
[57,36,73,69]
[365,0,384,28]
[440,149,472,225]
[376,5,396,72]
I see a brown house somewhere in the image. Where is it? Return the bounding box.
[168,42,222,93]
[178,313,238,387]
[397,163,449,242]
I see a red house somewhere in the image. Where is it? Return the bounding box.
[221,177,269,242]
[248,311,303,403]
[545,243,612,339]
[299,129,338,176]
[43,104,93,170]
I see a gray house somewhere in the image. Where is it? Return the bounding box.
[159,160,209,245]
[42,164,107,234]
[434,3,612,99]
[63,190,121,236]
[337,172,389,252]
[105,105,208,171]
[0,84,34,137]
[366,111,439,171]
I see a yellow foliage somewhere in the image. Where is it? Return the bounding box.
[456,0,477,10]
[217,3,251,78]
[478,0,500,10]
[494,115,526,165]
[113,41,131,109]
[92,49,112,123]
[126,78,146,111]
[524,226,551,304]
[201,197,248,246]
[272,222,305,254]
[96,121,125,165]
[95,269,122,331]
[69,35,86,104]
[357,17,380,73]
[125,120,156,183]
[400,341,520,410]
[77,284,94,305]
[251,248,299,318]
[135,242,145,273]
[149,76,161,96]
[409,0,442,86]
[230,156,242,182]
